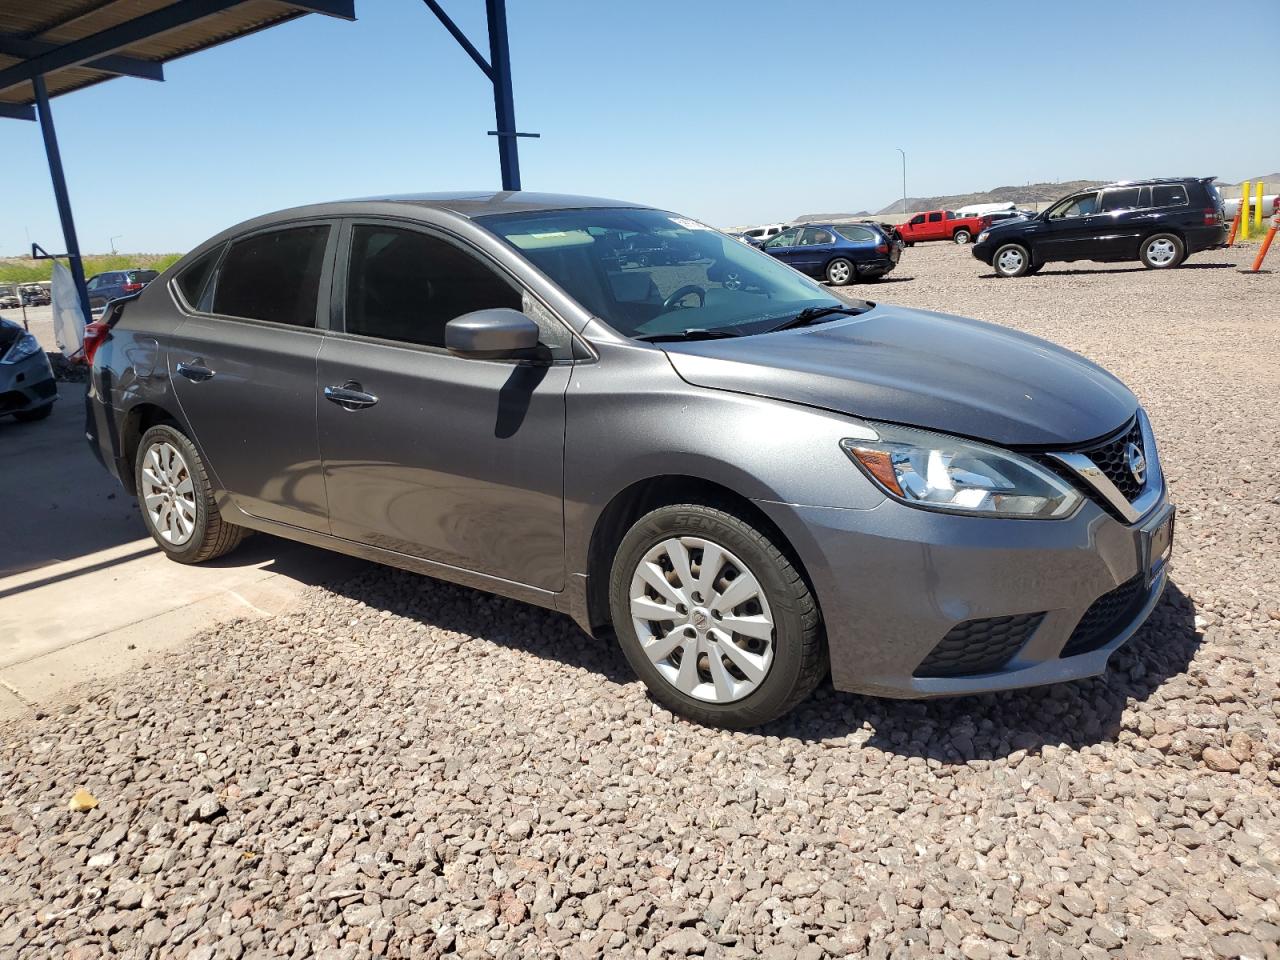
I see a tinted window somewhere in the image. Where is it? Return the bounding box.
[909,214,925,225]
[175,248,222,307]
[1100,188,1140,212]
[769,228,801,246]
[345,225,521,349]
[1048,193,1099,219]
[836,225,876,242]
[927,212,942,223]
[212,226,329,326]
[1152,184,1189,207]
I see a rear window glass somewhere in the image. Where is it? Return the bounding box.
[175,247,223,308]
[212,225,330,327]
[1152,184,1189,207]
[836,225,876,242]
[1100,188,1140,212]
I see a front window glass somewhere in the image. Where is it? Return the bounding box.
[768,227,800,247]
[479,207,847,340]
[1047,193,1099,219]
[909,214,925,225]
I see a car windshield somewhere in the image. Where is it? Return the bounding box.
[478,207,848,339]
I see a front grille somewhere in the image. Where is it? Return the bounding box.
[1060,574,1147,657]
[1082,419,1145,500]
[914,613,1044,678]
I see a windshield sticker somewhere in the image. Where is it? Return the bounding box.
[668,217,711,231]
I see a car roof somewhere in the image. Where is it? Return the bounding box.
[1098,177,1212,189]
[344,191,645,218]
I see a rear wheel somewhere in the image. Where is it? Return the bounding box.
[825,258,855,286]
[953,229,972,244]
[1140,233,1184,269]
[135,424,245,563]
[993,243,1032,277]
[609,504,826,729]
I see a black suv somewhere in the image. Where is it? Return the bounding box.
[972,178,1228,277]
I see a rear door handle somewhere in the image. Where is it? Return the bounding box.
[176,359,215,382]
[323,382,379,410]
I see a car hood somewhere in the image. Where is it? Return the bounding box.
[661,305,1137,446]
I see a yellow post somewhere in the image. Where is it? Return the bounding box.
[1240,181,1251,241]
[1255,181,1265,232]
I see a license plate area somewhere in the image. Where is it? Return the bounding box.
[1142,508,1175,586]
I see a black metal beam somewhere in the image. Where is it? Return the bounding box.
[485,0,520,191]
[32,76,91,326]
[420,0,492,80]
[0,0,355,97]
[0,101,35,120]
[0,34,164,82]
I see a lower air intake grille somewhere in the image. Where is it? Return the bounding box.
[914,613,1044,678]
[1060,574,1147,657]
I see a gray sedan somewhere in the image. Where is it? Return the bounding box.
[84,193,1174,728]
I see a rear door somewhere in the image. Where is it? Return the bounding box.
[167,221,337,530]
[791,227,835,276]
[1094,186,1143,259]
[316,219,572,590]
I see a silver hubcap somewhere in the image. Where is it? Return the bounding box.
[142,441,197,545]
[629,537,774,703]
[955,232,970,244]
[829,261,850,283]
[997,248,1024,273]
[1147,238,1176,265]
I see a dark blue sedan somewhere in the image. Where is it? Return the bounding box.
[759,223,900,285]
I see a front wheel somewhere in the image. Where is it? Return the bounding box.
[608,504,826,729]
[1140,233,1185,269]
[993,243,1032,277]
[135,423,246,563]
[825,258,855,286]
[953,229,972,244]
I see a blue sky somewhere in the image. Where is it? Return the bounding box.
[2,0,1277,254]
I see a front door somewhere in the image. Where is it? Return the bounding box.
[168,221,336,530]
[316,220,572,590]
[762,227,803,267]
[1038,191,1103,261]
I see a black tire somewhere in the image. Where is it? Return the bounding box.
[608,503,826,729]
[992,242,1032,277]
[13,402,54,422]
[825,258,856,286]
[1140,233,1185,269]
[952,229,972,244]
[134,423,245,564]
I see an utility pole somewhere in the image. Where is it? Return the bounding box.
[896,148,907,216]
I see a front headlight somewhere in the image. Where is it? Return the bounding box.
[842,424,1081,519]
[1,332,41,364]
[977,231,990,243]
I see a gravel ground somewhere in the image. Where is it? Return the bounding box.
[3,243,1279,960]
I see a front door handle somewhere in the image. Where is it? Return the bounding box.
[176,359,215,382]
[323,382,379,410]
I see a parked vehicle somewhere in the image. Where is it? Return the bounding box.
[0,293,18,309]
[85,192,1174,728]
[86,269,160,310]
[760,223,900,284]
[20,285,51,306]
[897,209,989,245]
[0,317,56,421]
[1223,193,1279,220]
[740,223,787,245]
[973,178,1228,277]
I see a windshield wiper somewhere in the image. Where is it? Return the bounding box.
[634,328,744,343]
[767,303,869,332]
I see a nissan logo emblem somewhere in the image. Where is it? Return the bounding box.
[1126,442,1147,485]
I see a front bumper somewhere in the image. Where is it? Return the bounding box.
[756,491,1172,698]
[970,240,997,265]
[0,349,57,416]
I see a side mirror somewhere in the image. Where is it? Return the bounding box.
[445,308,540,360]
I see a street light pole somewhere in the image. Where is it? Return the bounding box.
[896,148,907,215]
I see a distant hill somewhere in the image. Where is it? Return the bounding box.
[872,180,1107,216]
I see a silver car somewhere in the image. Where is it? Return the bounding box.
[85,193,1174,728]
[1,318,57,422]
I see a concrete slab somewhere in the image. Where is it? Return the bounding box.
[0,383,369,711]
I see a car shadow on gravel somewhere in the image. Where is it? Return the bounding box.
[979,263,1237,279]
[765,581,1201,762]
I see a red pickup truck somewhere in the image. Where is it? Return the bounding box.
[897,209,988,246]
